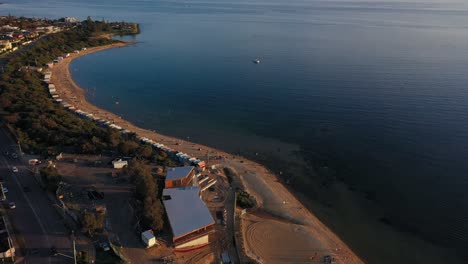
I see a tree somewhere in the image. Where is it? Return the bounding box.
[80,211,105,236]
[40,166,62,192]
[118,140,139,156]
[126,160,164,230]
[107,129,121,148]
[136,144,152,159]
[143,197,164,231]
[81,142,96,153]
[135,173,157,200]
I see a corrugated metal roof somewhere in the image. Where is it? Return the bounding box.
[142,230,155,240]
[166,166,193,181]
[163,187,214,239]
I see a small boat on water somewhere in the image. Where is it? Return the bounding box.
[252,58,261,64]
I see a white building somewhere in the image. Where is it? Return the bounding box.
[141,230,157,248]
[112,159,128,169]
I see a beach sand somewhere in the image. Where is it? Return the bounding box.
[50,42,364,264]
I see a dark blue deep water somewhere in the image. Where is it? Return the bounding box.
[4,0,468,263]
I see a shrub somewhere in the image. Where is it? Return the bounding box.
[236,190,255,209]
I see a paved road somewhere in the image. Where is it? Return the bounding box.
[0,125,74,264]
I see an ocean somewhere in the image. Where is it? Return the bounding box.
[4,0,468,263]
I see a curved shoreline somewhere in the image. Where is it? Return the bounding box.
[50,42,364,264]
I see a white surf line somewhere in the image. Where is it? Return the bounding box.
[0,155,52,264]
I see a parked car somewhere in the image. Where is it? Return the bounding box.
[12,166,18,173]
[2,187,8,193]
[8,202,16,209]
[28,159,41,165]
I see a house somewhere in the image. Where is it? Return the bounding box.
[0,40,11,52]
[112,159,128,169]
[162,187,215,250]
[63,17,78,23]
[164,166,195,189]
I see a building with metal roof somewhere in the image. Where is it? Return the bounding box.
[163,187,215,250]
[165,166,195,189]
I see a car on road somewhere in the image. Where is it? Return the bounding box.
[12,166,18,173]
[8,202,16,209]
[2,187,8,194]
[11,153,17,159]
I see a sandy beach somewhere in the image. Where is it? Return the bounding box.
[50,42,364,264]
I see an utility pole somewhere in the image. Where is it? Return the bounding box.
[72,230,77,264]
[0,183,5,201]
[3,217,14,262]
[73,238,77,264]
[8,237,14,262]
[17,140,22,157]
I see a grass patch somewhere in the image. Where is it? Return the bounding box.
[236,190,255,209]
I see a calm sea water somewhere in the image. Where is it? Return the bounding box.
[4,0,468,263]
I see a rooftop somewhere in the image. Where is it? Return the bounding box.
[163,187,214,239]
[166,166,194,181]
[142,230,155,240]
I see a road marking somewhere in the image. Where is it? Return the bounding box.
[0,155,52,264]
